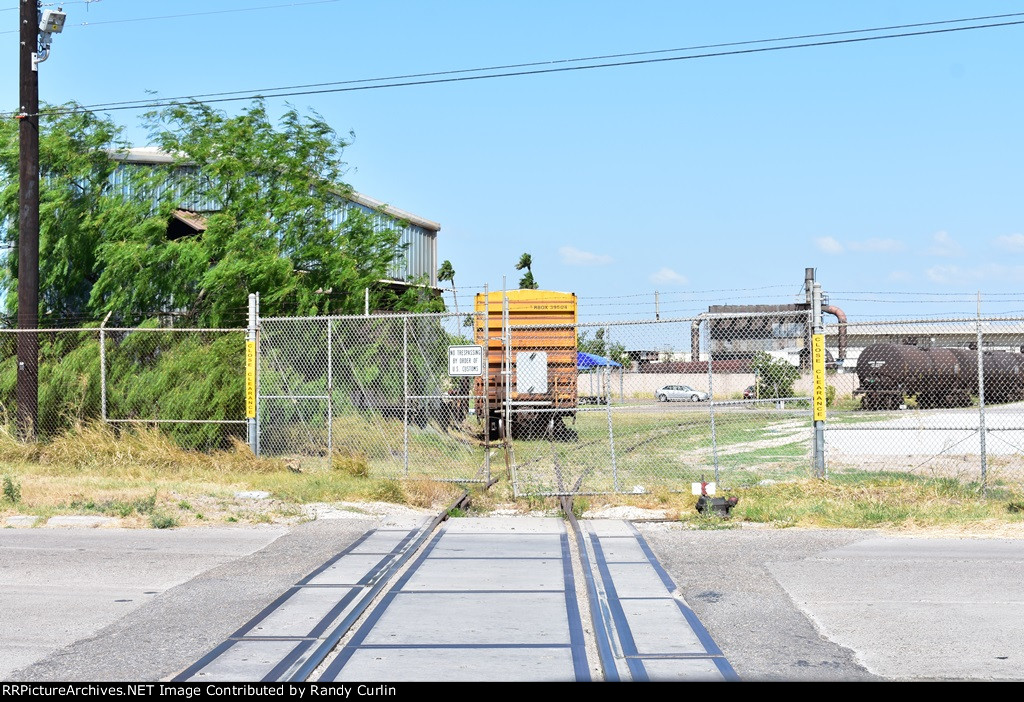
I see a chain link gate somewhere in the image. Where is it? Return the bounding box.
[256,311,491,482]
[506,310,817,497]
[254,306,824,494]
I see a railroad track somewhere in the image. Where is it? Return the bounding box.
[174,491,736,682]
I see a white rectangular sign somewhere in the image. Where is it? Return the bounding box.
[448,345,484,377]
[516,351,548,394]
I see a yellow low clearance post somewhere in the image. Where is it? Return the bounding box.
[246,292,259,454]
[812,334,826,422]
[810,280,826,477]
[812,332,826,477]
[246,340,257,419]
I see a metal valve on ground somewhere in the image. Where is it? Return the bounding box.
[692,477,738,517]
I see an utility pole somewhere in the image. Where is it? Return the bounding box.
[16,3,64,439]
[17,0,41,439]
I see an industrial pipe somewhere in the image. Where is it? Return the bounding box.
[822,304,848,362]
[691,316,703,362]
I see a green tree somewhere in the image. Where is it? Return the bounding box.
[578,327,630,367]
[750,351,800,399]
[437,259,457,315]
[0,106,159,323]
[515,252,538,289]
[0,99,424,326]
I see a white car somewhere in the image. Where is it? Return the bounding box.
[655,385,709,402]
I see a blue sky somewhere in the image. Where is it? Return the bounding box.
[3,1,1023,322]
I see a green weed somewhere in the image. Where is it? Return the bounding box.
[371,479,406,504]
[3,475,21,503]
[572,497,589,519]
[149,513,177,529]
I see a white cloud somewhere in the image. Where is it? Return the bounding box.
[649,267,687,286]
[994,233,1024,253]
[925,265,960,284]
[558,245,613,266]
[927,231,963,257]
[848,238,906,253]
[888,270,912,282]
[815,236,904,254]
[815,236,844,254]
[926,263,1024,285]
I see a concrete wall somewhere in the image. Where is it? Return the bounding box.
[794,372,858,398]
[578,371,859,400]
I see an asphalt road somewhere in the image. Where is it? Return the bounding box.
[2,519,376,681]
[3,519,1023,682]
[638,524,1024,681]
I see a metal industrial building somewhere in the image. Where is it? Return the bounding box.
[109,147,440,290]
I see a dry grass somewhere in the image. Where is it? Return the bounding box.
[402,479,465,509]
[3,422,1024,534]
[0,422,288,478]
[686,474,1024,531]
[0,422,460,526]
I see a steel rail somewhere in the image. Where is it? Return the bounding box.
[286,489,471,681]
[560,496,618,680]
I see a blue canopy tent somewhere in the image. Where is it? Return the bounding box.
[577,352,624,403]
[577,351,622,370]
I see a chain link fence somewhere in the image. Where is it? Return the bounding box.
[507,310,816,496]
[6,302,1023,495]
[0,325,246,447]
[257,312,490,481]
[102,326,247,449]
[0,328,103,437]
[824,317,1024,488]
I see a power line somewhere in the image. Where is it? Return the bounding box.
[23,17,1024,118]
[1,1,102,8]
[48,11,1024,112]
[0,1,340,26]
[831,290,993,296]
[838,297,1024,304]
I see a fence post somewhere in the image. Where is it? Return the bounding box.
[483,284,490,482]
[605,363,618,492]
[706,318,719,482]
[99,311,112,423]
[327,318,333,468]
[503,285,512,445]
[247,293,258,455]
[403,315,409,477]
[255,292,261,455]
[977,294,987,491]
[813,283,826,478]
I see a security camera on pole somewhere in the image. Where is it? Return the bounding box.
[17,3,65,438]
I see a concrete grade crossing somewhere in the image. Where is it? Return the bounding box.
[175,517,733,682]
[580,520,735,681]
